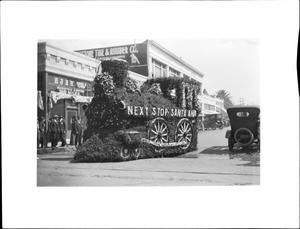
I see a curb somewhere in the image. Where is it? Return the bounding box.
[37,146,76,155]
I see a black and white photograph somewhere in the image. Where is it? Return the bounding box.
[2,1,299,228]
[37,38,260,186]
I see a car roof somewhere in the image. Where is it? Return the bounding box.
[227,106,260,111]
[227,106,260,120]
[204,113,219,116]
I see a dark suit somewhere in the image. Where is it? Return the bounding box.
[77,120,84,146]
[39,120,46,148]
[50,119,60,147]
[59,119,67,147]
[71,120,79,146]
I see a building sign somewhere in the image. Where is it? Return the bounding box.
[126,105,197,118]
[77,42,147,67]
[76,41,149,76]
[48,75,93,96]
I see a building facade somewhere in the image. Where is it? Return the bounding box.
[198,88,226,117]
[38,42,100,140]
[76,40,204,88]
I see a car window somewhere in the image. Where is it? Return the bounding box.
[236,111,249,117]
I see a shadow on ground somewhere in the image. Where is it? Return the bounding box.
[199,146,260,167]
[200,145,260,155]
[39,157,73,161]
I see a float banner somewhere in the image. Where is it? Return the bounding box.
[126,105,197,118]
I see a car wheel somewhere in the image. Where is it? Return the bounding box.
[234,128,254,146]
[228,137,234,152]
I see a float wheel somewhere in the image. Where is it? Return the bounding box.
[132,147,141,159]
[176,118,193,150]
[148,118,169,144]
[120,147,130,159]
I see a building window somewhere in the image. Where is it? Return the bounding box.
[152,59,166,77]
[183,74,192,80]
[204,103,215,111]
[169,67,180,77]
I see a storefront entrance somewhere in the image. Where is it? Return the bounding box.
[66,108,78,142]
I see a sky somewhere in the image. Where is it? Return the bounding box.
[40,39,260,106]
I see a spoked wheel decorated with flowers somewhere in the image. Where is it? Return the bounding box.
[148,118,169,144]
[120,147,131,159]
[176,118,193,150]
[132,147,141,159]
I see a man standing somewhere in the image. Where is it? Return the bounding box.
[47,117,53,148]
[50,115,60,150]
[59,115,67,147]
[39,117,46,148]
[71,116,79,147]
[77,116,84,146]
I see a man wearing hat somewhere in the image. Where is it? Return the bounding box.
[59,115,67,147]
[50,115,60,149]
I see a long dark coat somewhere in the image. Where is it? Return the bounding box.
[71,120,79,134]
[59,119,66,133]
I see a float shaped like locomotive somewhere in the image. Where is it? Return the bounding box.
[74,59,201,162]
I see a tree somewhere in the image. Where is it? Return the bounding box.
[215,89,234,109]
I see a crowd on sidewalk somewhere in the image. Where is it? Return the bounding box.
[37,115,84,150]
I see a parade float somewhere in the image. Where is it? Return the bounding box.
[74,59,201,162]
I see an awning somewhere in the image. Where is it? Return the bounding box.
[50,91,93,104]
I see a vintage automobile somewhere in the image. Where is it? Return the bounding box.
[225,106,260,151]
[201,114,224,130]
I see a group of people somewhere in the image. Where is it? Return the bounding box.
[37,115,84,150]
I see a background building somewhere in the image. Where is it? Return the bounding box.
[198,88,226,117]
[38,42,100,140]
[76,40,204,88]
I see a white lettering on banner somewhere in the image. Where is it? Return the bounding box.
[80,50,94,57]
[145,107,149,116]
[110,46,129,56]
[130,45,138,53]
[76,82,86,89]
[126,106,197,118]
[127,106,134,115]
[93,45,138,58]
[52,77,89,89]
[96,49,104,57]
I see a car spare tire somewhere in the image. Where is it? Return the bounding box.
[234,127,254,146]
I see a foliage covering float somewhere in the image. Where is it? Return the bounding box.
[74,59,200,162]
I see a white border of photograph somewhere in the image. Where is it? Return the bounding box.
[1,1,299,228]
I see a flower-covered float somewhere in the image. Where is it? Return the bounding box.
[74,59,201,162]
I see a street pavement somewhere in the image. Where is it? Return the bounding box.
[37,127,260,186]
